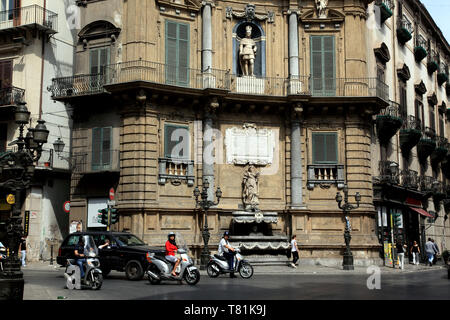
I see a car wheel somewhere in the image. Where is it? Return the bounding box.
[125,260,144,281]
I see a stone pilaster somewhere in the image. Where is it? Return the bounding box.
[202,1,213,72]
[202,98,219,201]
[291,104,305,209]
[288,10,299,78]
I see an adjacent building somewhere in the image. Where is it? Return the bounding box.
[0,0,74,261]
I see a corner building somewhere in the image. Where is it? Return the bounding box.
[51,0,390,266]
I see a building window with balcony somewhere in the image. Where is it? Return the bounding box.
[89,46,110,90]
[92,127,112,171]
[415,97,425,131]
[165,20,190,87]
[399,82,407,119]
[159,123,194,186]
[439,110,445,138]
[0,0,19,22]
[310,35,335,96]
[308,132,344,190]
[429,105,436,132]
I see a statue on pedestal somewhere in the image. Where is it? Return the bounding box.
[315,0,328,18]
[239,25,257,77]
[243,165,260,211]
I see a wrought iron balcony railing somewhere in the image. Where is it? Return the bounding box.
[401,114,421,131]
[375,0,394,11]
[398,15,413,34]
[400,169,419,190]
[49,73,105,99]
[0,5,58,33]
[0,86,25,106]
[72,149,120,174]
[374,160,399,185]
[420,176,435,193]
[416,35,427,49]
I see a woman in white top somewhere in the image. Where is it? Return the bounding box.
[291,235,299,268]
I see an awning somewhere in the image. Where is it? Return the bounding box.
[409,207,434,218]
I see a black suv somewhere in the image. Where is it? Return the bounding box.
[57,231,161,280]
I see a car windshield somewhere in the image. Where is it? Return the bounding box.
[114,234,145,247]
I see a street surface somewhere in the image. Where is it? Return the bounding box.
[22,263,450,300]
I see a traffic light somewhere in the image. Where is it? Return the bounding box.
[97,208,108,225]
[110,208,119,225]
[393,213,402,227]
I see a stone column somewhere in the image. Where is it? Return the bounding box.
[291,105,304,208]
[202,1,213,72]
[203,99,219,201]
[288,10,299,79]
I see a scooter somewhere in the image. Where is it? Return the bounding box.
[207,248,254,279]
[146,248,200,285]
[64,235,103,290]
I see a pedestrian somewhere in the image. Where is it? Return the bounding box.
[290,235,299,268]
[396,239,406,270]
[19,236,27,267]
[410,241,420,265]
[431,239,440,265]
[425,238,436,267]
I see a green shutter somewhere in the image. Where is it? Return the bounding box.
[165,20,190,86]
[312,132,338,164]
[92,127,102,168]
[164,124,189,159]
[92,127,112,171]
[311,36,335,96]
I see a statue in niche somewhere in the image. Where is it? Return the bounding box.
[316,0,328,19]
[242,165,260,211]
[239,25,257,77]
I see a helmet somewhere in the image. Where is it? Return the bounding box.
[168,232,176,239]
[223,231,230,237]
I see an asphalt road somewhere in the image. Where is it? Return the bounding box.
[22,267,450,300]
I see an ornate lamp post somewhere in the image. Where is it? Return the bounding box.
[193,179,222,270]
[0,102,49,300]
[335,184,361,271]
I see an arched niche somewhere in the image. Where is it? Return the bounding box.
[232,21,266,77]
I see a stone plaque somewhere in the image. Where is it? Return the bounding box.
[225,124,275,165]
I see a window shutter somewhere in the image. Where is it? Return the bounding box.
[166,20,178,84]
[439,113,444,137]
[313,133,337,164]
[400,85,407,118]
[311,36,323,93]
[92,127,102,167]
[165,124,189,159]
[0,60,12,88]
[178,23,189,85]
[102,127,111,166]
[312,133,325,164]
[325,133,337,163]
[311,36,335,95]
[323,36,335,95]
[429,106,435,131]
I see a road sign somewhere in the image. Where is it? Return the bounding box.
[109,188,115,201]
[23,211,30,236]
[6,194,15,205]
[63,201,70,213]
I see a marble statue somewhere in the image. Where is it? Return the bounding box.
[239,25,257,77]
[316,0,328,18]
[243,165,260,211]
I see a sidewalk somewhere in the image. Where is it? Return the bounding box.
[23,261,446,275]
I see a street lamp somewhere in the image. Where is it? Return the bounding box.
[0,102,48,300]
[193,180,222,269]
[335,184,361,271]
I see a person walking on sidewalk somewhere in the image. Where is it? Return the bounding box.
[290,235,299,268]
[425,238,437,267]
[431,239,440,265]
[19,236,27,267]
[396,239,407,270]
[410,241,420,265]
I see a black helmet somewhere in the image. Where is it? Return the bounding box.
[223,231,230,237]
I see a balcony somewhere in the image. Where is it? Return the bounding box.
[158,158,194,187]
[399,115,422,154]
[397,15,413,45]
[420,176,435,194]
[430,136,449,165]
[36,149,71,171]
[375,0,394,24]
[417,127,436,162]
[0,5,58,34]
[307,164,345,190]
[310,77,388,100]
[373,160,399,185]
[437,63,449,86]
[72,150,120,175]
[375,101,403,144]
[49,73,106,99]
[414,35,428,62]
[431,180,446,202]
[0,86,24,106]
[400,169,419,190]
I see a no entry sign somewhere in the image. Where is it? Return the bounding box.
[63,201,70,213]
[109,188,115,201]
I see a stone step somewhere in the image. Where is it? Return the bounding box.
[242,255,290,266]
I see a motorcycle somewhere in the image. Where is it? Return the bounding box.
[145,233,200,285]
[207,247,254,279]
[64,235,103,290]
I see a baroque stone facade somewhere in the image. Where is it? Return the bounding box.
[49,0,450,267]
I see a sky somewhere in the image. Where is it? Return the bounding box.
[420,0,450,43]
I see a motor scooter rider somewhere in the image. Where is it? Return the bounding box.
[165,232,181,277]
[74,237,86,279]
[218,231,237,278]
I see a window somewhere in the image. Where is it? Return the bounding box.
[312,132,338,164]
[89,47,110,89]
[399,83,407,119]
[0,60,12,89]
[311,36,335,96]
[0,123,6,152]
[92,127,111,171]
[0,0,19,22]
[415,98,424,131]
[66,235,81,246]
[439,111,444,137]
[164,124,189,159]
[429,105,435,131]
[165,20,190,86]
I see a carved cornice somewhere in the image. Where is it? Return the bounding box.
[415,80,427,95]
[397,63,411,82]
[226,4,274,23]
[374,42,391,65]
